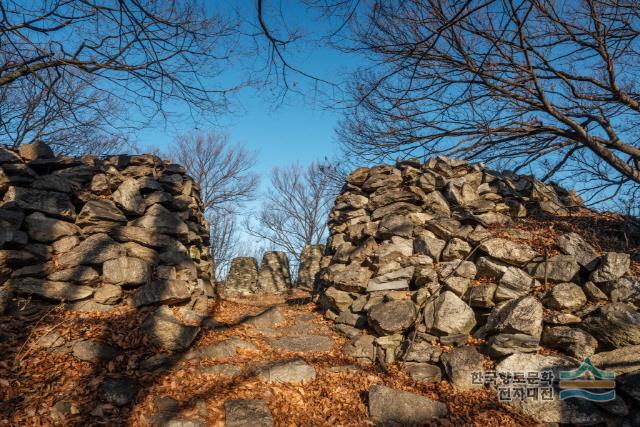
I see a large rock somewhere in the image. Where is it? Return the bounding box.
[110,226,174,248]
[112,178,145,215]
[132,204,189,236]
[495,354,604,424]
[590,252,630,283]
[368,300,417,335]
[602,276,640,304]
[367,385,447,424]
[479,238,538,266]
[376,214,414,239]
[367,266,414,292]
[414,231,446,261]
[361,166,402,192]
[342,335,375,360]
[133,279,191,307]
[18,141,54,160]
[224,400,273,427]
[405,363,442,383]
[591,345,640,375]
[528,255,581,283]
[254,359,316,384]
[57,233,126,268]
[25,212,80,242]
[441,237,472,261]
[396,340,443,364]
[103,256,149,286]
[542,282,587,311]
[321,286,355,312]
[100,378,138,407]
[76,200,126,228]
[142,306,200,352]
[256,251,291,293]
[424,291,476,335]
[495,267,538,301]
[7,277,93,301]
[441,346,484,389]
[486,333,540,357]
[541,326,598,360]
[556,232,599,270]
[72,340,120,363]
[224,257,259,295]
[48,266,99,283]
[3,186,75,219]
[484,295,544,338]
[327,264,373,293]
[582,303,640,348]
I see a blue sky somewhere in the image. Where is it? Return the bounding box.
[134,1,359,181]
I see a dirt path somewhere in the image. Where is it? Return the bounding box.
[1,292,532,426]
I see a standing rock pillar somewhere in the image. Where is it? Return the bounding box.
[257,251,291,293]
[296,244,325,290]
[223,257,259,296]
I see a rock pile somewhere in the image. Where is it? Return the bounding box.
[0,142,214,346]
[319,156,640,422]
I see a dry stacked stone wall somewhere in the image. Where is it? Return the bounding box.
[223,251,293,296]
[0,142,214,327]
[319,156,640,422]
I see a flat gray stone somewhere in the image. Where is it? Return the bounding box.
[270,335,334,353]
[57,233,126,268]
[25,212,80,243]
[224,400,273,427]
[244,307,285,329]
[100,378,138,407]
[556,232,599,270]
[133,279,190,307]
[590,345,640,375]
[103,256,150,286]
[441,346,484,390]
[405,363,442,383]
[4,186,75,219]
[479,238,538,266]
[142,307,200,352]
[368,384,447,424]
[368,300,417,335]
[7,277,93,301]
[255,359,316,384]
[72,340,120,363]
[582,303,640,348]
[186,338,256,361]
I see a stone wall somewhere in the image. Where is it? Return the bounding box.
[296,244,326,290]
[222,251,292,296]
[0,142,214,320]
[319,156,640,422]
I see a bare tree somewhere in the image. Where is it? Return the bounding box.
[169,132,259,213]
[246,161,341,263]
[0,55,128,154]
[0,0,243,149]
[331,0,640,205]
[165,131,258,279]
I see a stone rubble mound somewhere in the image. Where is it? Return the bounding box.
[0,142,214,350]
[318,156,640,422]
